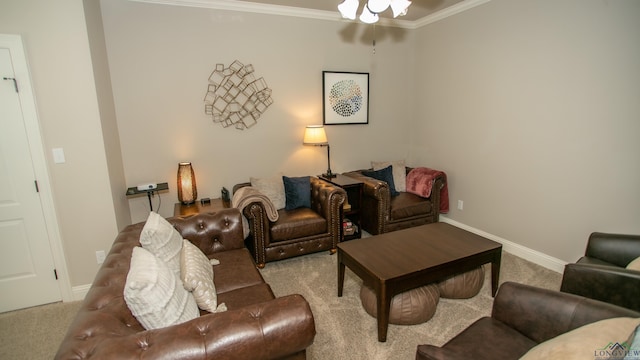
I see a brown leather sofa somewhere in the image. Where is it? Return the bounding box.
[343,167,445,235]
[233,177,345,268]
[415,281,640,360]
[560,231,640,312]
[55,209,315,360]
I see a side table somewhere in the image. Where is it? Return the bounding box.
[319,174,363,240]
[173,198,231,217]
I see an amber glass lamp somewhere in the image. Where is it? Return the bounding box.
[177,162,197,205]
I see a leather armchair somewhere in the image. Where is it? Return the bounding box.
[416,282,640,360]
[560,232,640,311]
[343,167,445,235]
[234,177,346,268]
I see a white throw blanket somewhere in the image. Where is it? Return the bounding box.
[231,186,279,238]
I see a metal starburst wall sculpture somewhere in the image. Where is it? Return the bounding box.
[204,60,273,130]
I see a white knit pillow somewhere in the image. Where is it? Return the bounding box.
[180,240,227,313]
[139,211,183,277]
[372,160,406,192]
[627,256,640,271]
[250,174,286,210]
[520,317,640,360]
[124,247,199,330]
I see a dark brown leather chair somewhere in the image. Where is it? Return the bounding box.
[343,167,445,235]
[416,281,640,360]
[234,177,345,268]
[560,232,640,311]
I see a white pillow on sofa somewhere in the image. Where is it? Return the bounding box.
[139,211,183,277]
[250,174,286,210]
[180,239,227,313]
[124,247,199,330]
[372,160,406,192]
[626,256,640,271]
[520,317,640,360]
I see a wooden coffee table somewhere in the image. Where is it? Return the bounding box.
[337,222,502,342]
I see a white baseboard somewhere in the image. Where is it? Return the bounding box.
[71,284,91,301]
[440,216,566,273]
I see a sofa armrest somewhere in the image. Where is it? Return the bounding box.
[492,282,639,344]
[586,232,640,267]
[560,263,640,312]
[170,209,246,255]
[71,294,315,360]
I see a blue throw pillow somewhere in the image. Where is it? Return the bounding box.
[362,165,399,197]
[283,176,311,210]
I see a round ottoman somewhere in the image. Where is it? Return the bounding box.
[360,283,440,325]
[437,266,485,299]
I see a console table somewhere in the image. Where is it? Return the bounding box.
[125,182,169,211]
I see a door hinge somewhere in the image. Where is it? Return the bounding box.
[54,269,58,280]
[3,77,19,93]
[34,180,40,192]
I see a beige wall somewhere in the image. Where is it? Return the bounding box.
[2,0,639,292]
[99,0,417,223]
[0,0,120,287]
[413,0,640,262]
[83,0,132,231]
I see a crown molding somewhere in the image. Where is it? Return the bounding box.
[412,0,491,29]
[130,0,340,22]
[129,0,490,29]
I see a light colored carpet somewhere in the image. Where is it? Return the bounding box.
[260,250,562,360]
[0,249,561,360]
[0,299,82,360]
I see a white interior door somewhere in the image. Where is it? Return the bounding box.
[0,44,61,312]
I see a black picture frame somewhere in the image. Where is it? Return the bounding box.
[322,71,369,125]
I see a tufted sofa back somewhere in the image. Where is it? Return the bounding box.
[172,210,245,255]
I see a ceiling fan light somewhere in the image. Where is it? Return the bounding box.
[390,0,412,17]
[338,0,359,20]
[359,5,379,23]
[367,0,390,14]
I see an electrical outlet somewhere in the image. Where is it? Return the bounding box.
[457,200,464,211]
[96,250,106,264]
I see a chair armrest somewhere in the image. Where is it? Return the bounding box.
[232,182,251,194]
[586,232,640,267]
[416,345,468,360]
[428,175,445,216]
[170,209,246,254]
[492,282,639,344]
[560,263,640,312]
[310,176,346,220]
[342,170,391,234]
[241,201,270,267]
[72,294,315,360]
[343,170,390,200]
